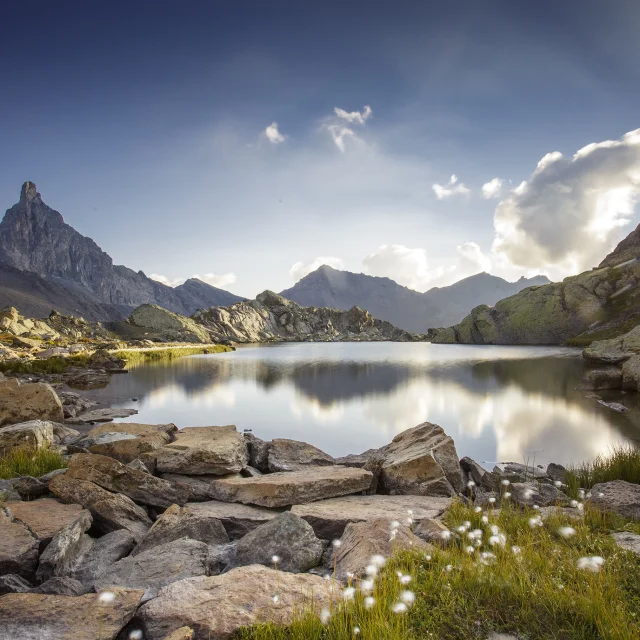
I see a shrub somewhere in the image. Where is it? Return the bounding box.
[0,446,68,479]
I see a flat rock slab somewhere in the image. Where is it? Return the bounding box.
[612,531,640,556]
[161,473,221,502]
[291,494,451,539]
[5,499,86,548]
[88,422,178,438]
[267,438,335,472]
[209,465,373,508]
[0,419,54,452]
[0,378,63,426]
[0,510,39,581]
[138,565,334,640]
[0,588,143,640]
[153,425,247,475]
[590,480,640,520]
[73,408,139,423]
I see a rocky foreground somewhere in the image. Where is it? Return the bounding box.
[1,377,639,639]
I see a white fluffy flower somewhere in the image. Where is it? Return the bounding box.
[364,596,375,609]
[400,590,415,605]
[342,587,356,600]
[370,554,385,567]
[98,591,115,604]
[272,555,280,565]
[320,607,331,624]
[577,556,605,572]
[558,526,576,538]
[392,602,408,614]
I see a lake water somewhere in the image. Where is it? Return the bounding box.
[85,342,640,467]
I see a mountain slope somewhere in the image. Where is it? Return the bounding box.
[0,182,242,318]
[279,265,549,333]
[173,278,244,311]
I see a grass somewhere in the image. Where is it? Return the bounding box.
[0,353,91,375]
[0,446,68,479]
[237,501,640,640]
[113,344,231,364]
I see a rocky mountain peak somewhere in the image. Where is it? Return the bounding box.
[20,181,40,205]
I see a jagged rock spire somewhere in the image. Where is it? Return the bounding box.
[20,181,40,204]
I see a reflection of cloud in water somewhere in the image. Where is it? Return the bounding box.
[146,384,236,409]
[290,394,345,424]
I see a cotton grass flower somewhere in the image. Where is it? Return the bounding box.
[400,590,415,606]
[467,480,476,488]
[570,500,578,508]
[129,632,143,640]
[365,564,378,577]
[480,552,496,565]
[501,479,510,486]
[554,480,562,487]
[577,556,605,572]
[488,497,496,504]
[342,587,356,600]
[370,554,385,567]
[271,555,280,565]
[474,506,482,513]
[504,492,511,499]
[528,516,543,528]
[392,602,408,614]
[272,595,280,604]
[440,530,452,541]
[558,526,576,538]
[353,627,360,635]
[481,515,489,524]
[360,578,374,593]
[511,545,521,555]
[390,520,401,529]
[465,545,476,554]
[364,596,376,609]
[98,591,115,604]
[332,539,342,548]
[399,573,412,585]
[320,607,331,624]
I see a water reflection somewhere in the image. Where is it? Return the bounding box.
[85,343,640,466]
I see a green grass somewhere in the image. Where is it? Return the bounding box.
[565,446,640,498]
[237,501,640,640]
[113,344,231,364]
[0,446,68,479]
[0,353,91,375]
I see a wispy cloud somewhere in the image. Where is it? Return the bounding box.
[289,256,344,282]
[334,105,372,125]
[264,122,286,144]
[432,174,470,199]
[325,124,355,153]
[150,272,237,289]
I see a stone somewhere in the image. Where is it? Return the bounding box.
[88,430,172,463]
[583,326,640,364]
[460,457,501,492]
[12,336,42,349]
[241,465,263,477]
[0,378,63,426]
[621,354,640,391]
[35,347,69,359]
[413,518,452,544]
[161,627,195,640]
[267,438,335,472]
[5,499,87,549]
[0,574,32,595]
[88,348,126,370]
[137,565,334,640]
[94,538,210,600]
[510,482,567,507]
[64,453,189,508]
[72,407,139,423]
[49,473,152,542]
[546,463,567,483]
[67,370,110,389]
[376,423,463,496]
[333,518,428,580]
[153,425,247,475]
[160,473,219,501]
[235,512,324,573]
[0,588,144,640]
[129,304,213,343]
[30,576,89,596]
[51,423,81,445]
[67,529,136,585]
[578,367,623,390]
[88,421,178,438]
[209,465,373,508]
[597,399,628,412]
[611,531,640,556]
[291,494,451,539]
[0,419,54,452]
[10,475,48,499]
[590,480,640,520]
[0,510,39,580]
[0,478,21,500]
[36,510,93,582]
[497,462,547,482]
[127,458,151,473]
[39,468,67,483]
[133,503,229,556]
[244,433,270,472]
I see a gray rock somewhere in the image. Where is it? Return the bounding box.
[510,482,567,507]
[30,576,89,596]
[267,438,335,472]
[611,531,640,556]
[0,419,54,453]
[460,457,501,491]
[621,354,640,391]
[10,476,47,500]
[0,479,21,501]
[51,424,82,445]
[38,468,67,484]
[234,512,323,573]
[590,480,640,520]
[0,574,32,595]
[244,433,270,472]
[413,518,452,544]
[597,399,628,412]
[577,367,622,390]
[127,458,151,473]
[499,462,548,481]
[0,378,64,426]
[160,473,220,502]
[241,465,263,477]
[0,511,40,581]
[72,408,138,423]
[546,463,567,483]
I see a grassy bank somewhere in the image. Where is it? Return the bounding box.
[239,501,640,640]
[0,447,68,479]
[0,353,91,375]
[112,343,231,365]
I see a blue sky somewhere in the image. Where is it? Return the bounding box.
[1,0,639,297]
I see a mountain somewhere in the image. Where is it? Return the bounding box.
[0,182,243,318]
[279,265,549,333]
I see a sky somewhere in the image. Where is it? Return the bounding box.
[1,0,639,298]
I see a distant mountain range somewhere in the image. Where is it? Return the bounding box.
[0,182,244,320]
[280,265,549,333]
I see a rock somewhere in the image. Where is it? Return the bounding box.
[52,423,81,445]
[510,482,567,507]
[332,518,428,580]
[234,512,323,573]
[0,587,144,640]
[129,304,213,343]
[244,433,270,472]
[10,475,48,500]
[5,499,87,550]
[35,347,69,359]
[66,370,110,389]
[0,510,39,580]
[413,518,452,544]
[0,574,32,594]
[30,576,89,596]
[88,421,178,438]
[133,503,229,556]
[67,529,136,585]
[611,531,640,556]
[241,465,263,477]
[160,473,218,501]
[497,462,548,482]
[127,458,151,473]
[36,510,93,582]
[12,336,42,349]
[39,468,67,483]
[94,538,211,600]
[49,473,152,542]
[88,430,172,464]
[590,480,640,520]
[152,425,247,475]
[546,463,567,483]
[137,565,334,640]
[460,457,501,491]
[583,326,640,364]
[291,494,451,539]
[597,400,628,412]
[267,438,335,472]
[577,367,622,390]
[72,407,139,423]
[0,419,54,452]
[88,348,126,370]
[209,465,373,508]
[0,478,21,500]
[64,453,189,508]
[161,627,195,640]
[621,354,640,391]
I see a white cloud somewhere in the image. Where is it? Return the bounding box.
[264,122,286,144]
[289,256,344,282]
[149,272,237,289]
[481,177,503,199]
[334,105,372,125]
[325,124,355,153]
[492,128,640,278]
[149,273,184,287]
[432,174,470,199]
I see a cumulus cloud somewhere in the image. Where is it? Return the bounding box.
[264,122,286,144]
[481,177,503,199]
[492,128,640,277]
[289,256,344,282]
[149,273,184,287]
[432,174,470,199]
[149,272,237,289]
[334,105,372,125]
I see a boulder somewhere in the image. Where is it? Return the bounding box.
[0,419,54,453]
[0,511,39,581]
[460,457,501,492]
[583,326,640,364]
[244,433,270,472]
[496,462,548,482]
[291,494,451,539]
[63,453,189,508]
[546,463,567,483]
[88,422,178,438]
[5,499,87,550]
[88,348,126,370]
[0,588,144,640]
[48,473,152,542]
[161,473,220,501]
[36,510,93,582]
[0,478,21,500]
[590,480,640,520]
[72,408,139,423]
[30,576,89,596]
[611,531,640,556]
[332,518,428,580]
[577,367,623,390]
[621,354,640,391]
[161,628,195,640]
[9,475,48,500]
[137,565,334,640]
[510,482,567,507]
[94,538,211,600]
[234,512,323,573]
[152,425,247,475]
[133,503,229,556]
[88,430,172,464]
[0,574,32,595]
[0,378,64,426]
[209,465,373,508]
[66,370,110,389]
[267,438,335,472]
[12,336,42,349]
[128,304,213,343]
[52,424,82,445]
[413,518,452,544]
